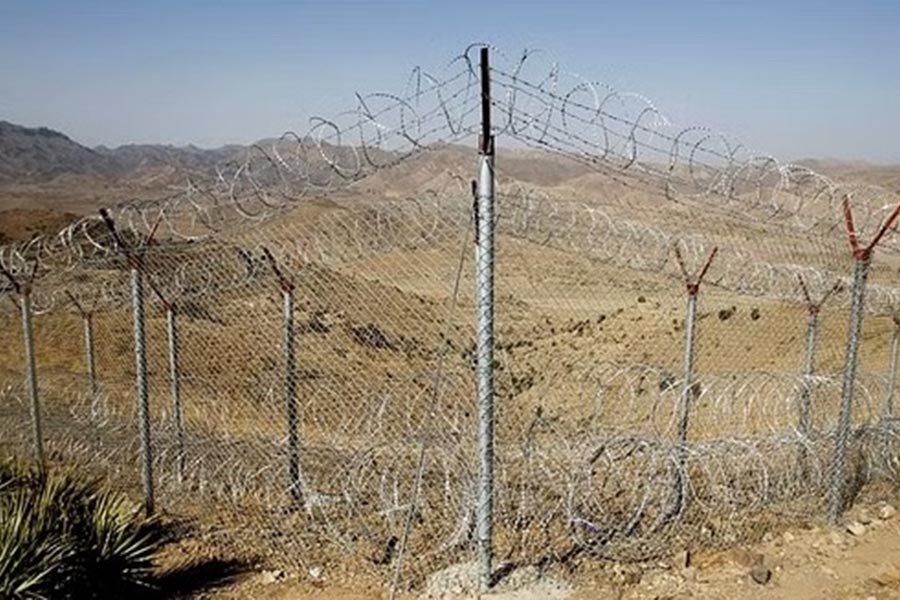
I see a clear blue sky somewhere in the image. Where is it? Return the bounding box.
[2,0,898,162]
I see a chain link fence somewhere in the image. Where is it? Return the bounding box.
[2,45,900,595]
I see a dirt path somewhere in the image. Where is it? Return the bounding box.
[169,501,900,600]
[602,508,900,600]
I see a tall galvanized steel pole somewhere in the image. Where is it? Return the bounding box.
[166,306,185,483]
[672,289,698,515]
[131,266,154,515]
[671,245,716,517]
[283,285,302,505]
[21,290,44,471]
[475,45,496,593]
[83,313,99,419]
[799,310,820,434]
[797,308,820,476]
[828,197,900,522]
[677,292,698,448]
[99,208,157,515]
[879,320,900,470]
[828,257,869,522]
[883,321,900,421]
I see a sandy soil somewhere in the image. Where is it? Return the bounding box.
[155,499,900,599]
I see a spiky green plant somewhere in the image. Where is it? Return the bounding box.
[0,461,165,599]
[0,471,82,599]
[84,490,163,595]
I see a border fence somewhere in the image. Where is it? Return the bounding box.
[3,45,900,595]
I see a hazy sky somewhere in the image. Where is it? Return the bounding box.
[2,0,899,162]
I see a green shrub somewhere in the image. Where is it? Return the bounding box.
[0,461,164,599]
[84,490,161,597]
[0,481,75,598]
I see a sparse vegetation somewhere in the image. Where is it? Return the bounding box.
[0,460,165,600]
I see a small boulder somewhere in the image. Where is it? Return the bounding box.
[847,521,867,537]
[260,569,286,585]
[879,504,897,520]
[750,564,772,585]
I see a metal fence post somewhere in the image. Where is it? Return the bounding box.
[828,257,869,522]
[670,245,716,517]
[282,285,302,505]
[166,306,185,483]
[797,308,820,476]
[677,292,698,447]
[883,320,900,421]
[475,45,496,592]
[799,310,819,436]
[21,289,45,471]
[99,207,158,515]
[878,319,900,470]
[131,267,154,515]
[796,277,841,477]
[672,290,698,515]
[797,304,819,479]
[827,197,900,522]
[261,247,303,505]
[83,313,99,419]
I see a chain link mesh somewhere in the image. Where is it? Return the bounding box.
[2,45,900,594]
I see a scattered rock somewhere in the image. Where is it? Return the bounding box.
[674,549,691,569]
[847,521,867,537]
[637,295,647,303]
[858,509,874,525]
[750,307,761,320]
[879,504,897,520]
[829,531,845,546]
[260,569,286,585]
[308,565,323,581]
[750,564,772,585]
[782,531,796,544]
[718,306,736,321]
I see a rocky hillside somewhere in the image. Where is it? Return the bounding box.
[0,121,121,182]
[0,121,242,184]
[93,142,242,176]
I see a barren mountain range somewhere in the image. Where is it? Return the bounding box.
[0,119,898,244]
[0,120,242,183]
